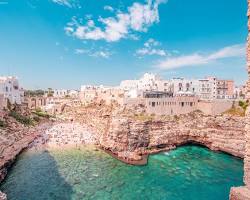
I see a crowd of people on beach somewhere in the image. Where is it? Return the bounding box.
[31,123,97,148]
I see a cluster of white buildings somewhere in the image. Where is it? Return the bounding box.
[120,73,237,100]
[0,73,246,117]
[0,75,81,115]
[80,73,246,116]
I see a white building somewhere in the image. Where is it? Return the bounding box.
[53,89,68,98]
[120,80,138,91]
[120,73,170,98]
[120,73,162,92]
[53,89,79,98]
[168,77,217,100]
[137,73,161,91]
[197,77,217,100]
[0,76,24,104]
[169,78,196,94]
[122,73,237,101]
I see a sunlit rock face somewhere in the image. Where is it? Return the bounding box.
[244,0,250,189]
[229,1,250,199]
[245,0,250,188]
[69,104,246,161]
[245,107,250,188]
[99,112,246,161]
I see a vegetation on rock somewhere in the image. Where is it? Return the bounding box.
[9,110,34,126]
[32,108,51,119]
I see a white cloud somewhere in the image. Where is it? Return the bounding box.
[91,51,111,58]
[74,48,112,59]
[156,44,245,70]
[52,0,80,8]
[75,48,87,54]
[136,38,167,57]
[65,0,166,42]
[104,5,114,12]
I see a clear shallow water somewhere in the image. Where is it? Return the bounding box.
[0,145,243,200]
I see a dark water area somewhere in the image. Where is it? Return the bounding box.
[0,145,243,200]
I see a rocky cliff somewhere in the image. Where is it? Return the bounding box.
[65,104,246,163]
[0,110,52,183]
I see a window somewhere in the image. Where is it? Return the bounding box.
[152,102,155,107]
[181,102,184,107]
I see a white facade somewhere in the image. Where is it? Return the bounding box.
[68,90,79,98]
[120,73,169,98]
[53,89,68,97]
[0,76,24,104]
[120,80,138,91]
[197,77,217,100]
[169,78,196,94]
[120,73,162,92]
[168,77,217,100]
[53,89,79,98]
[137,73,161,91]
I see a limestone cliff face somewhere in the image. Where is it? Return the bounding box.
[89,109,246,161]
[67,105,246,161]
[244,108,250,188]
[0,112,51,183]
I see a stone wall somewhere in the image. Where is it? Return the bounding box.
[197,100,234,115]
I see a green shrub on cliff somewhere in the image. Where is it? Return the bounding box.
[239,100,248,111]
[32,110,51,118]
[9,111,34,126]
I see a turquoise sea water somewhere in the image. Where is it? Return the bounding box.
[0,145,243,200]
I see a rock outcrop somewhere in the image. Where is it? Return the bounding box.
[229,0,250,199]
[0,110,52,199]
[65,105,246,163]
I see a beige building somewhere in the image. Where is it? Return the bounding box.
[217,79,235,99]
[144,92,198,115]
[80,85,124,105]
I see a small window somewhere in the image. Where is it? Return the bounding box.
[152,102,156,107]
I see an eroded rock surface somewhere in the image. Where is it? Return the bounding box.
[64,104,246,162]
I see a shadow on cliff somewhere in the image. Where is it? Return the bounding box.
[0,150,74,200]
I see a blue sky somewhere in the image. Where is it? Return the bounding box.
[0,0,248,89]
